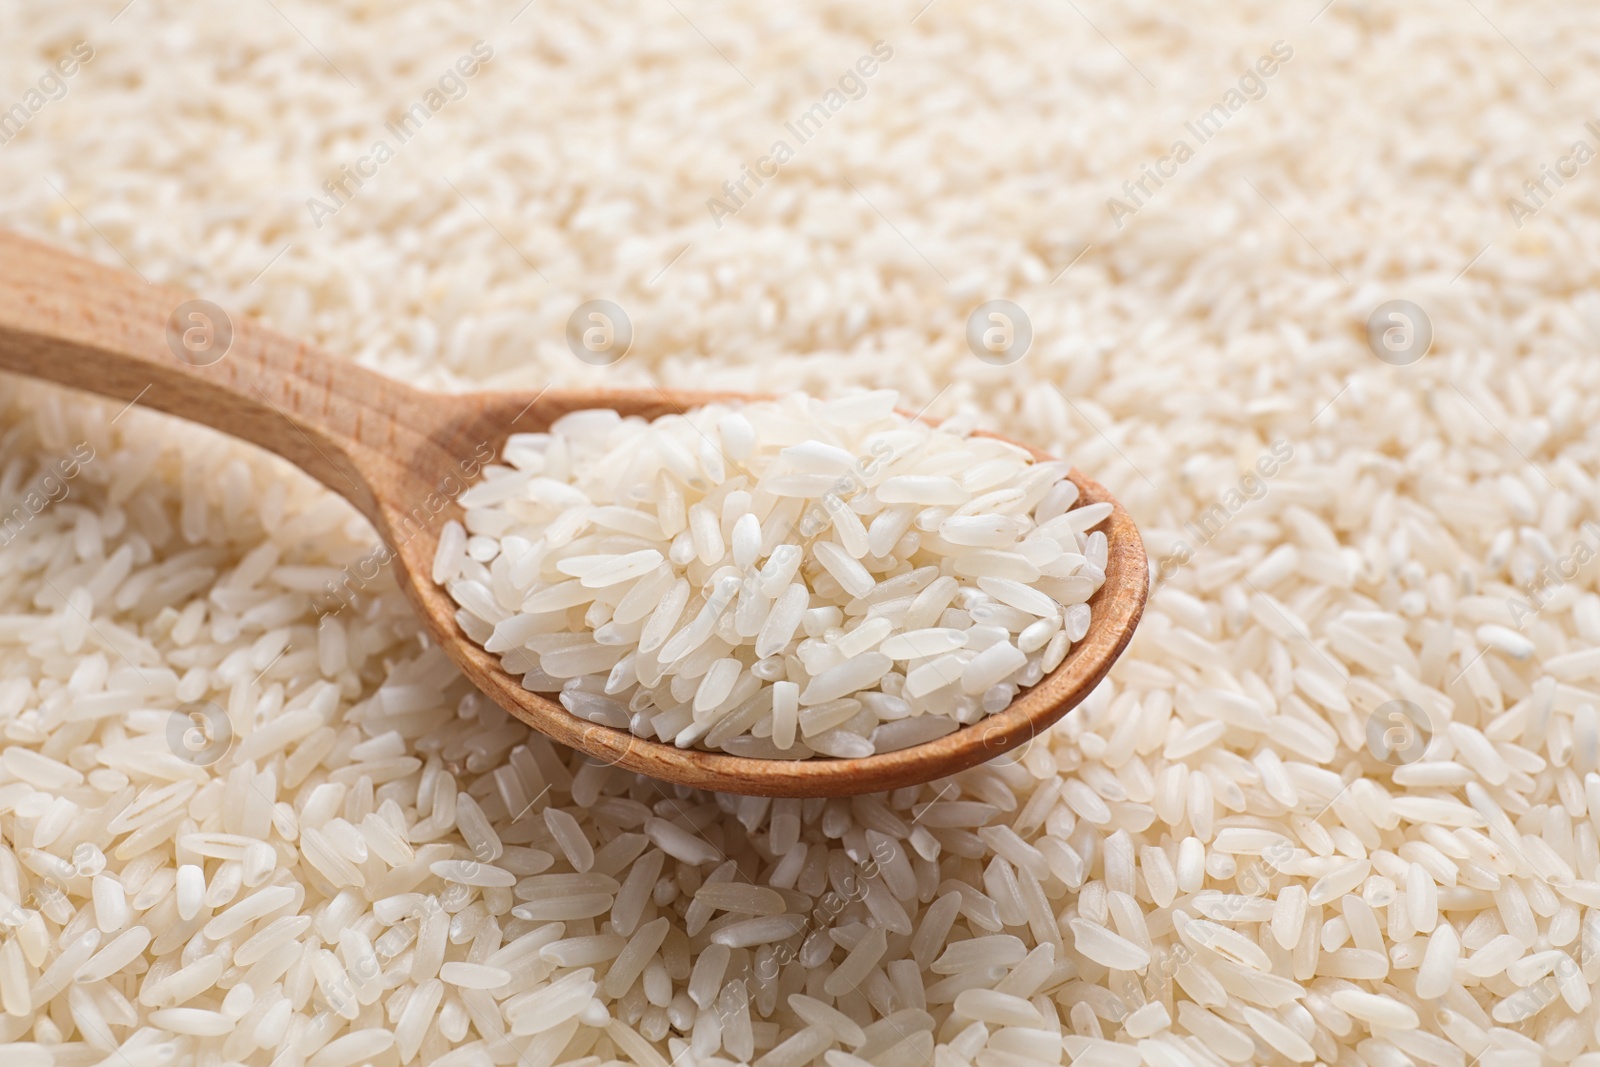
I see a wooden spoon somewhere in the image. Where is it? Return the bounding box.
[0,230,1147,796]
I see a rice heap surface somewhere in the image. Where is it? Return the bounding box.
[5,0,1600,1064]
[439,393,1105,759]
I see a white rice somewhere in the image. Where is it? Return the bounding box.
[4,0,1600,1063]
[441,393,1105,756]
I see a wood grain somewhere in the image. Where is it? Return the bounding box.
[0,230,1148,796]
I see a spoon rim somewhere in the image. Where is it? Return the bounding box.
[387,391,1148,798]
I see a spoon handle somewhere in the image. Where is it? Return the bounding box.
[0,229,416,520]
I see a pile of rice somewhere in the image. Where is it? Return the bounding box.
[4,0,1600,1064]
[439,393,1105,758]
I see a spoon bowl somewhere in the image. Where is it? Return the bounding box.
[0,230,1147,796]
